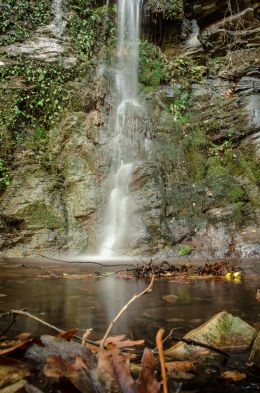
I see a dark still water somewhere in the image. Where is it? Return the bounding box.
[0,259,259,344]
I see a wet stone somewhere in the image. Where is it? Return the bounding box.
[164,311,257,361]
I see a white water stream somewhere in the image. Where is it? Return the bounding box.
[52,0,65,37]
[100,0,143,257]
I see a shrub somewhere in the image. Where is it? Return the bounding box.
[144,0,184,20]
[165,55,206,88]
[139,40,166,90]
[0,0,52,45]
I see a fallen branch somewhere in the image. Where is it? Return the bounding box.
[156,329,168,393]
[22,264,62,279]
[39,254,136,268]
[170,336,230,358]
[100,275,155,349]
[0,309,99,347]
[11,310,64,333]
[0,313,16,336]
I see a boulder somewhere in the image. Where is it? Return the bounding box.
[164,311,256,360]
[191,223,233,258]
[169,217,193,243]
[1,31,77,66]
[234,226,260,258]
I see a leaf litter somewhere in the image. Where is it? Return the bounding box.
[0,271,259,393]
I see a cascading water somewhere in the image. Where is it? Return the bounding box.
[52,0,65,37]
[100,0,144,257]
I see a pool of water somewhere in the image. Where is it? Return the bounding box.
[0,259,259,344]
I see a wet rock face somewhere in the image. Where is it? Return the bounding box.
[0,154,67,255]
[0,0,259,257]
[0,24,77,66]
[48,110,103,254]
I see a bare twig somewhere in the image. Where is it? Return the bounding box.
[2,310,100,347]
[100,275,155,349]
[170,336,230,358]
[10,310,64,333]
[0,313,16,336]
[22,264,62,279]
[39,254,137,268]
[82,329,93,346]
[156,329,168,393]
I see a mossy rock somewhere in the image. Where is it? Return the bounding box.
[24,202,65,230]
[165,311,257,360]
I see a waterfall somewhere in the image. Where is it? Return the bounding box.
[52,0,65,37]
[100,0,143,257]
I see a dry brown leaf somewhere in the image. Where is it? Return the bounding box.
[88,335,144,352]
[0,339,32,357]
[16,333,31,341]
[55,328,79,341]
[162,295,178,304]
[221,370,247,382]
[44,355,78,379]
[0,363,30,389]
[165,361,196,373]
[44,355,96,393]
[136,348,161,393]
[97,345,135,393]
[44,355,86,378]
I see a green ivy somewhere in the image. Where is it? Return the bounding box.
[69,4,116,57]
[0,61,77,136]
[0,159,11,188]
[178,245,193,256]
[0,0,52,45]
[145,0,184,20]
[165,55,206,88]
[139,40,166,90]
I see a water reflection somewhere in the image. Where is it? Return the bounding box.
[0,271,259,341]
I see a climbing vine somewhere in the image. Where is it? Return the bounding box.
[0,0,52,45]
[0,61,78,142]
[144,0,184,20]
[68,3,116,57]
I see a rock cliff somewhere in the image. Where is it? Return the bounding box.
[0,0,259,258]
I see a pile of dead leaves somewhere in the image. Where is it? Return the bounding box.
[135,261,243,278]
[0,329,170,393]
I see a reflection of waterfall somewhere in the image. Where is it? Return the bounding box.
[100,0,143,257]
[52,0,65,37]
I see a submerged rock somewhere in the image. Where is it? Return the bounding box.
[164,311,256,360]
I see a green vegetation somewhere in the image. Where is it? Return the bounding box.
[145,0,184,20]
[155,97,260,227]
[0,61,78,143]
[0,159,11,188]
[26,202,64,230]
[139,40,166,91]
[0,0,52,45]
[69,3,116,57]
[164,55,206,88]
[178,245,193,256]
